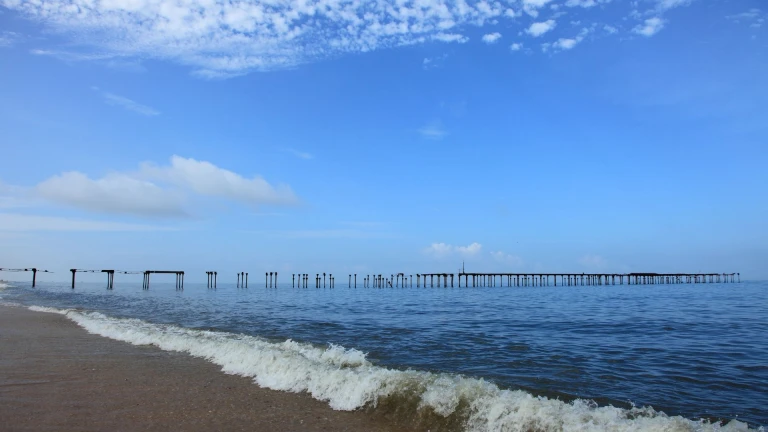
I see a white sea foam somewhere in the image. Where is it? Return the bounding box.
[28,306,760,432]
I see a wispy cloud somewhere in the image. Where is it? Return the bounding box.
[31,49,146,72]
[550,27,592,51]
[564,0,609,8]
[726,8,764,28]
[418,120,448,140]
[91,87,159,116]
[656,0,690,11]
[340,221,386,229]
[633,17,665,37]
[491,251,524,267]
[510,43,524,52]
[521,0,554,17]
[424,242,483,258]
[283,148,313,160]
[0,213,177,232]
[248,229,392,239]
[0,31,21,48]
[4,0,694,76]
[423,54,448,70]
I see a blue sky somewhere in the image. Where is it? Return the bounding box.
[1,0,766,282]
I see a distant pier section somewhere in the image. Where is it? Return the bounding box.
[453,272,740,287]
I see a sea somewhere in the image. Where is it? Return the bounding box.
[0,278,765,431]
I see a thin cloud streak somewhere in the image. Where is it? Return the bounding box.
[284,148,313,160]
[245,229,394,239]
[418,120,448,140]
[100,91,160,116]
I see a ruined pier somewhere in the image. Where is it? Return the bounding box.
[0,268,51,287]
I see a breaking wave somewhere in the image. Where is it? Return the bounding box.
[28,305,758,432]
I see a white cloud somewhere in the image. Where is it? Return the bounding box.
[482,32,502,44]
[138,156,297,206]
[633,17,665,37]
[527,20,557,37]
[491,251,523,266]
[424,242,483,258]
[0,213,176,232]
[29,155,297,217]
[604,25,618,34]
[96,89,160,116]
[550,26,593,51]
[3,0,693,76]
[9,0,492,75]
[36,171,185,217]
[522,0,553,17]
[578,254,607,268]
[433,33,470,43]
[565,0,600,7]
[418,120,448,140]
[510,42,524,51]
[554,38,578,49]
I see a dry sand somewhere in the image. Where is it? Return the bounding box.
[0,305,413,432]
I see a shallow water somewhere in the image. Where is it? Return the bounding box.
[1,279,765,430]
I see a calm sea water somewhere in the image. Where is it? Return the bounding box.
[1,279,766,430]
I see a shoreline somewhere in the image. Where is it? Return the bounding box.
[0,305,411,432]
[1,299,761,432]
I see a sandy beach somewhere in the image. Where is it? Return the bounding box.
[0,305,411,432]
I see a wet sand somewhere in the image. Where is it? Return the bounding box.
[0,306,411,432]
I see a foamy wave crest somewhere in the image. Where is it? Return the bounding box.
[29,306,758,432]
